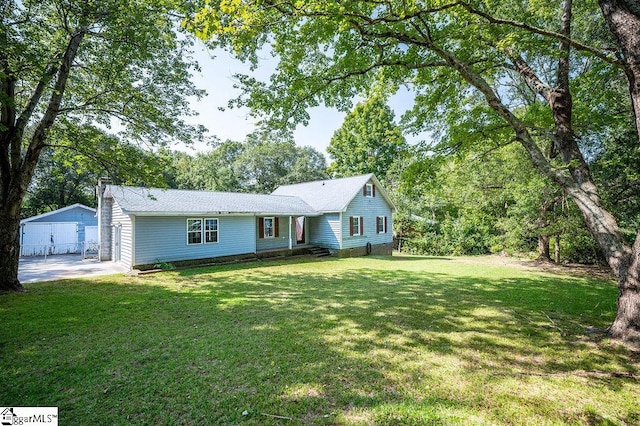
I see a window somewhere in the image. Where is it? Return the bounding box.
[258,217,279,238]
[377,216,387,234]
[350,216,363,236]
[363,183,374,197]
[264,217,274,238]
[187,219,202,245]
[187,218,218,245]
[205,218,218,243]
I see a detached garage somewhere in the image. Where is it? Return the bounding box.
[20,203,98,257]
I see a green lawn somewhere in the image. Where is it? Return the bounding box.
[1,256,639,425]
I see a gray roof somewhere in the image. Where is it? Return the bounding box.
[21,203,96,224]
[105,186,318,216]
[272,173,396,212]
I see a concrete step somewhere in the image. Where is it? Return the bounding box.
[308,246,331,257]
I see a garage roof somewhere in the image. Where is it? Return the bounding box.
[21,203,96,224]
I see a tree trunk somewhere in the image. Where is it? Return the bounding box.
[568,185,640,341]
[554,235,560,263]
[598,0,640,341]
[537,235,552,262]
[599,0,640,139]
[0,204,23,291]
[608,234,640,341]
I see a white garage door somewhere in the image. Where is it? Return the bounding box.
[21,222,79,256]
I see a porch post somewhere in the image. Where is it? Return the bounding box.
[289,216,293,249]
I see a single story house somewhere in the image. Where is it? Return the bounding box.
[20,203,98,256]
[97,173,395,269]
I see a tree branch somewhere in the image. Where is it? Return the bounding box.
[458,1,623,68]
[508,53,553,103]
[18,27,88,196]
[10,61,60,170]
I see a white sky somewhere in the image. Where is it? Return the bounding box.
[183,41,426,160]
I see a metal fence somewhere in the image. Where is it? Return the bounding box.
[20,241,99,259]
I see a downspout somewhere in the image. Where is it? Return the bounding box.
[97,182,103,261]
[253,215,257,254]
[289,216,292,249]
[130,215,135,269]
[339,212,343,249]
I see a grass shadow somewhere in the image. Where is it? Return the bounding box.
[1,256,638,425]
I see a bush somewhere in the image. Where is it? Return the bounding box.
[400,215,496,256]
[559,232,603,264]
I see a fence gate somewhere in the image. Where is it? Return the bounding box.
[20,222,79,256]
[84,226,99,254]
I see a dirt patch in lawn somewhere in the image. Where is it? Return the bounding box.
[455,255,615,281]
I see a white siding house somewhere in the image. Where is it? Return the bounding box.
[97,174,396,269]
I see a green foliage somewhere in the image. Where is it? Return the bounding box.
[235,139,328,193]
[22,123,173,218]
[5,0,205,145]
[190,0,619,140]
[162,140,246,192]
[559,229,603,265]
[153,260,176,270]
[396,144,601,261]
[591,129,640,241]
[165,136,328,194]
[328,95,408,179]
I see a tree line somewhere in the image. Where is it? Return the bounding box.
[22,130,329,218]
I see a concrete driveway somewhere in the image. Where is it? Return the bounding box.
[19,254,128,283]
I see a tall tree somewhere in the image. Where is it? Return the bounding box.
[164,140,246,191]
[1,0,203,290]
[23,124,172,218]
[192,1,640,341]
[599,1,640,137]
[234,139,328,193]
[328,95,407,179]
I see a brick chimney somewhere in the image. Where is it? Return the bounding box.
[97,178,112,261]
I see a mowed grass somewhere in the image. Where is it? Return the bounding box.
[1,256,639,425]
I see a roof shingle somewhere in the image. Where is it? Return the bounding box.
[106,186,318,216]
[272,174,383,212]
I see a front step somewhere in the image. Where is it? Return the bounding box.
[308,246,331,257]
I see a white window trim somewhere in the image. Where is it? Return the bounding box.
[187,218,203,245]
[377,216,387,234]
[364,183,373,197]
[187,218,219,245]
[204,218,219,244]
[264,216,275,238]
[352,216,361,236]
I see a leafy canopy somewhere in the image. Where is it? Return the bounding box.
[189,0,623,143]
[328,95,408,179]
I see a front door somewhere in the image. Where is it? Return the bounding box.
[295,216,305,244]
